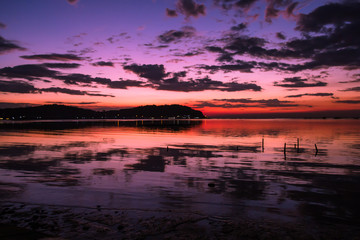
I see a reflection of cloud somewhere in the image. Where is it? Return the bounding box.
[0,144,37,157]
[93,168,115,175]
[64,148,128,163]
[126,155,167,172]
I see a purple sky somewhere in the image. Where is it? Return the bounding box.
[0,0,359,117]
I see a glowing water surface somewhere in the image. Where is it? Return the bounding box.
[0,119,359,224]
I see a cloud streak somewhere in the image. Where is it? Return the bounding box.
[285,93,335,98]
[21,53,84,61]
[274,77,327,88]
[0,35,26,55]
[194,98,303,108]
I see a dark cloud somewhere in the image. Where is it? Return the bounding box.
[46,101,97,105]
[174,50,204,57]
[265,0,293,23]
[108,79,144,89]
[42,63,81,69]
[194,98,301,108]
[339,87,360,92]
[106,33,129,44]
[274,77,327,88]
[123,64,169,83]
[285,19,360,66]
[0,64,58,80]
[55,73,111,85]
[285,93,334,98]
[0,102,38,109]
[0,80,38,93]
[198,61,255,73]
[21,53,84,61]
[285,1,299,17]
[0,35,26,54]
[176,0,206,19]
[166,8,178,17]
[225,36,266,53]
[0,81,113,97]
[218,35,301,60]
[235,0,258,9]
[91,61,114,67]
[335,100,360,104]
[156,75,261,92]
[204,2,360,73]
[276,32,286,40]
[231,23,247,31]
[144,43,169,49]
[158,26,196,44]
[41,87,114,97]
[67,0,78,5]
[0,22,6,29]
[296,2,360,32]
[205,46,225,53]
[214,0,258,11]
[122,63,260,92]
[339,79,360,84]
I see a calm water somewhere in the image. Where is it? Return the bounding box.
[0,119,359,224]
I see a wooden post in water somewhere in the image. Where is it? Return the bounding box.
[262,138,264,152]
[167,146,169,151]
[284,143,287,160]
[297,138,300,153]
[315,144,318,156]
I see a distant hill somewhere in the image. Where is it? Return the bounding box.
[106,105,204,119]
[0,104,205,120]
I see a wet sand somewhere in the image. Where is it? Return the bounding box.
[1,201,360,240]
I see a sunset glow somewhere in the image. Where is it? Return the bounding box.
[0,0,359,117]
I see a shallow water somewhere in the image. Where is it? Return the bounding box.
[0,119,359,224]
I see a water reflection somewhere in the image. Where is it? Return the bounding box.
[0,119,359,225]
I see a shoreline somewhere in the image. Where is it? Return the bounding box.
[1,201,360,240]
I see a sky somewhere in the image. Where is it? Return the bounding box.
[0,0,359,117]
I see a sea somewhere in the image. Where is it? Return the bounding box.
[0,119,359,225]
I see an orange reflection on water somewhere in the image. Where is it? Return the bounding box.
[0,119,359,223]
